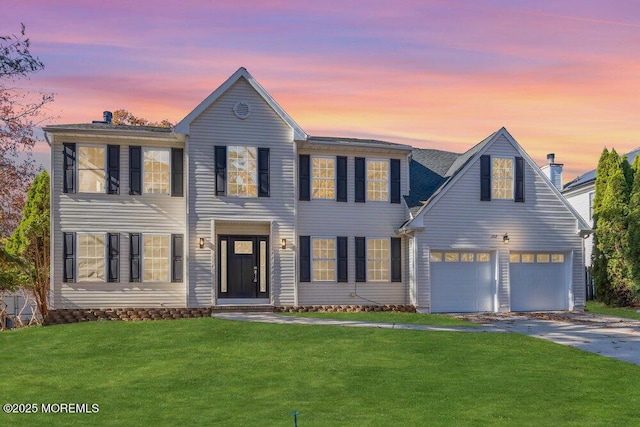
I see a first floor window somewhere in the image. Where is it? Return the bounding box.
[144,148,170,194]
[367,160,389,201]
[78,146,105,193]
[367,238,390,281]
[77,233,105,281]
[143,235,170,282]
[312,238,336,281]
[228,146,258,197]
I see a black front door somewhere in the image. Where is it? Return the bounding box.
[218,236,269,299]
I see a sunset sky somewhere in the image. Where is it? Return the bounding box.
[6,1,640,181]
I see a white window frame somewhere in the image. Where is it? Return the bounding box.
[311,156,336,200]
[227,145,258,198]
[76,232,106,282]
[366,159,389,202]
[491,156,514,200]
[142,234,171,283]
[77,145,106,193]
[142,147,171,195]
[366,237,390,282]
[311,237,336,282]
[589,191,595,222]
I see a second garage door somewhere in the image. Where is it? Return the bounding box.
[510,252,569,311]
[430,251,495,312]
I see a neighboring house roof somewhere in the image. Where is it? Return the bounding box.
[404,131,497,216]
[175,67,308,140]
[403,127,591,233]
[305,136,413,151]
[563,147,640,193]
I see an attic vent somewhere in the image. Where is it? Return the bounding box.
[233,101,251,119]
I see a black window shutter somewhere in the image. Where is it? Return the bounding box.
[299,154,310,201]
[171,234,183,282]
[129,146,142,195]
[390,159,401,204]
[107,232,119,282]
[258,148,270,197]
[299,236,311,282]
[63,232,75,282]
[336,156,347,202]
[107,145,120,195]
[63,143,76,193]
[480,155,491,201]
[171,148,184,197]
[515,156,525,203]
[215,146,227,196]
[130,233,141,282]
[355,237,366,282]
[337,236,348,282]
[355,157,365,203]
[391,237,402,282]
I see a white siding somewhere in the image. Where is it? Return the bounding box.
[187,77,297,307]
[50,133,187,309]
[564,186,594,267]
[415,134,585,311]
[297,148,410,305]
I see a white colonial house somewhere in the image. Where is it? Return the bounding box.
[44,68,590,313]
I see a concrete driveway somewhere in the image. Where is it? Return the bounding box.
[458,312,640,366]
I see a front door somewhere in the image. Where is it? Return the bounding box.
[218,236,269,299]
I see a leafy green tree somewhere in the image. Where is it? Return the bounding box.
[6,171,50,318]
[0,24,53,237]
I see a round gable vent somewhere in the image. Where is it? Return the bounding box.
[233,101,252,119]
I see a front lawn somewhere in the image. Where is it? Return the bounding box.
[586,301,640,320]
[2,318,639,426]
[280,310,475,326]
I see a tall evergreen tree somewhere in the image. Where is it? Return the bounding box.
[596,151,633,305]
[591,148,612,301]
[626,156,640,299]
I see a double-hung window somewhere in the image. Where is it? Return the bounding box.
[311,157,335,199]
[480,155,524,202]
[143,234,170,282]
[143,148,170,194]
[312,238,336,281]
[228,146,258,197]
[366,238,390,281]
[492,157,514,199]
[129,233,183,283]
[78,146,106,193]
[366,160,389,201]
[77,233,105,281]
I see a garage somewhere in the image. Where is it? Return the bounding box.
[509,252,569,311]
[429,250,495,312]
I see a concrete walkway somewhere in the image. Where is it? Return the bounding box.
[212,311,640,366]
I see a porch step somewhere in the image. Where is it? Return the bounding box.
[211,305,275,313]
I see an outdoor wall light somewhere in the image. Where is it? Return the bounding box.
[199,237,205,249]
[281,238,287,249]
[503,233,510,244]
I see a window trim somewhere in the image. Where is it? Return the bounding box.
[366,159,390,202]
[77,144,107,194]
[491,156,515,200]
[311,237,337,282]
[311,156,337,200]
[76,232,107,283]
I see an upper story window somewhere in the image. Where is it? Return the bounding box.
[312,157,335,199]
[367,160,389,201]
[492,157,513,199]
[78,146,105,193]
[143,148,170,194]
[228,146,258,197]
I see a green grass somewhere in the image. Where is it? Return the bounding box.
[586,300,640,320]
[280,310,476,326]
[2,319,640,426]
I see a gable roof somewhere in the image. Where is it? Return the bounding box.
[563,147,640,193]
[403,128,591,233]
[175,67,307,140]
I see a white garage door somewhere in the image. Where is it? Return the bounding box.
[510,252,568,311]
[430,251,495,313]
